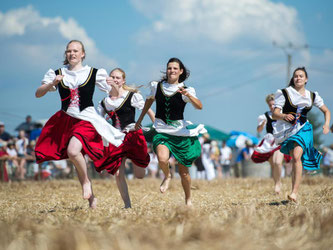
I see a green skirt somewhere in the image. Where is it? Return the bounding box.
[153,133,201,167]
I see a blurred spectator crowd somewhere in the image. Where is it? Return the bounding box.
[0,116,73,182]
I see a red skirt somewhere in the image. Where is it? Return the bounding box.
[251,147,280,163]
[251,147,292,163]
[94,129,150,175]
[284,154,292,163]
[35,111,104,163]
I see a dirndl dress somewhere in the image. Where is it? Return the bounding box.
[153,132,202,167]
[279,122,322,170]
[35,111,105,163]
[94,129,150,175]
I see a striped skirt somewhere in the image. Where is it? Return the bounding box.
[153,133,201,167]
[280,122,322,170]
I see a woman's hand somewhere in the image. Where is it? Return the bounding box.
[178,87,203,109]
[178,87,190,97]
[52,75,64,86]
[134,121,142,131]
[257,120,266,133]
[106,77,114,86]
[283,114,295,122]
[319,105,331,134]
[36,75,63,98]
[323,124,330,134]
[106,77,119,88]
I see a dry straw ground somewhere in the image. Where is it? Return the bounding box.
[0,177,332,250]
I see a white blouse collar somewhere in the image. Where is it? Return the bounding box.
[287,86,309,98]
[63,65,90,74]
[164,81,184,88]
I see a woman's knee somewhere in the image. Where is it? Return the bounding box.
[134,166,146,179]
[292,151,302,163]
[135,172,145,179]
[180,171,190,179]
[272,159,283,167]
[290,153,302,166]
[156,145,170,163]
[179,165,189,177]
[158,157,169,167]
[67,145,80,158]
[67,137,82,158]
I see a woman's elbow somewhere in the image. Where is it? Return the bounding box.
[196,104,203,110]
[272,111,278,120]
[196,101,203,110]
[35,89,46,98]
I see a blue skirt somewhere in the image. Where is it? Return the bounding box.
[280,122,322,171]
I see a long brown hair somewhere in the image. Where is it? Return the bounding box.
[160,57,190,83]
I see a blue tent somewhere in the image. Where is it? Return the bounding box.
[226,130,259,148]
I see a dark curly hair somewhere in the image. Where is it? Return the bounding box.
[160,57,190,83]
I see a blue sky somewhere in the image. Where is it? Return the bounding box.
[1,0,333,145]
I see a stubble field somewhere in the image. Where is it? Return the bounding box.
[0,177,332,250]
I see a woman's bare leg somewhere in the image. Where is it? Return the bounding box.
[156,145,171,193]
[116,159,131,208]
[271,150,284,194]
[67,136,96,208]
[178,164,192,206]
[133,164,146,179]
[288,144,303,202]
[115,164,146,208]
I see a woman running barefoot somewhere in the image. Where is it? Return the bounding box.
[35,40,125,208]
[135,58,206,206]
[251,94,291,194]
[95,68,155,208]
[272,67,330,202]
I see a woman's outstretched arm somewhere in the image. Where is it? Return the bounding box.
[135,98,155,130]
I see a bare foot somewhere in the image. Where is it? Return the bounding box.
[274,182,281,195]
[82,182,92,200]
[160,174,171,193]
[89,195,97,209]
[287,193,297,202]
[185,199,192,207]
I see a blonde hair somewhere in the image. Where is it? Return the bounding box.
[63,40,86,65]
[110,68,140,93]
[265,94,274,104]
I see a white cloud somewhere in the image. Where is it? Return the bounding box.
[0,5,117,69]
[131,0,305,46]
[0,5,38,36]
